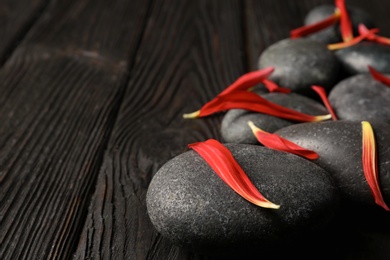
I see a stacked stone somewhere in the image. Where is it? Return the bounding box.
[146,2,390,257]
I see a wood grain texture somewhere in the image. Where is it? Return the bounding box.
[75,0,245,259]
[0,0,49,65]
[0,0,151,259]
[13,0,150,63]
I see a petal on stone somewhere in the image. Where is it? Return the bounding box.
[312,85,338,120]
[183,67,275,118]
[220,67,275,95]
[188,139,280,209]
[335,0,353,42]
[248,121,319,160]
[358,24,379,40]
[184,91,331,122]
[262,79,292,93]
[290,10,340,38]
[361,121,390,211]
[368,65,390,87]
[327,34,366,50]
[358,24,390,45]
[374,35,390,45]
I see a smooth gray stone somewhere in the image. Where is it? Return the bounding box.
[221,92,328,144]
[275,121,390,208]
[335,42,390,75]
[146,144,338,256]
[328,73,390,123]
[304,5,375,44]
[258,38,340,95]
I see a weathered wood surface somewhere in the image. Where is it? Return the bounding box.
[0,0,49,66]
[75,1,245,259]
[0,0,389,259]
[0,0,151,259]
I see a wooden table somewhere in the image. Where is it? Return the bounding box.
[1,0,390,259]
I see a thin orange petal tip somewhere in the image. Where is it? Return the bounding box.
[248,120,260,133]
[327,35,365,50]
[183,110,200,119]
[255,201,280,209]
[313,114,332,122]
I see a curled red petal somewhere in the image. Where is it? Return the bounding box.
[262,79,292,93]
[188,139,280,209]
[368,66,390,87]
[358,24,379,40]
[184,91,331,122]
[290,10,340,38]
[361,121,390,211]
[311,85,338,120]
[335,0,353,42]
[248,121,319,160]
[358,24,390,45]
[220,67,275,95]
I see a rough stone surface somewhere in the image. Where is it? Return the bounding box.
[221,92,328,144]
[275,121,390,208]
[258,38,340,95]
[335,42,390,75]
[304,5,375,44]
[146,144,338,256]
[328,73,390,123]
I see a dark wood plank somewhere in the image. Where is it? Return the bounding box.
[0,0,49,65]
[0,0,151,259]
[13,0,150,63]
[75,0,245,259]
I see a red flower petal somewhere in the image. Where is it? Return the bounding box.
[248,121,319,160]
[329,24,390,50]
[311,85,338,120]
[220,67,275,96]
[358,24,379,40]
[368,66,390,87]
[358,24,390,45]
[188,139,280,209]
[373,35,390,45]
[327,34,366,50]
[184,90,331,122]
[335,0,353,42]
[290,10,340,39]
[262,79,292,93]
[361,121,390,211]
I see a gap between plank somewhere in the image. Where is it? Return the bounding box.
[69,0,156,257]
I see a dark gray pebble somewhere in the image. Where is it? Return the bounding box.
[335,42,390,75]
[328,73,390,123]
[221,92,328,144]
[146,144,338,256]
[258,38,340,95]
[275,121,390,208]
[304,5,375,44]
